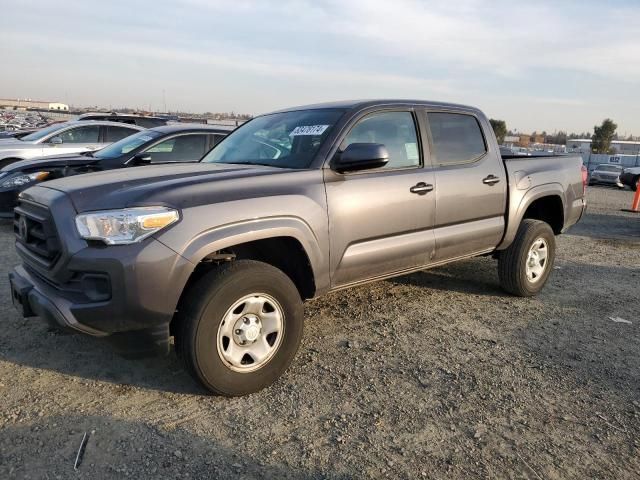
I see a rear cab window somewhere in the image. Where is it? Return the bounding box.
[427,112,487,165]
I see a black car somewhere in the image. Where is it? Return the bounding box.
[0,124,231,217]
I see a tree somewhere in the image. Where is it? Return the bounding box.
[489,119,507,144]
[591,118,617,153]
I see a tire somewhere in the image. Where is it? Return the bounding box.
[174,260,304,396]
[498,219,556,297]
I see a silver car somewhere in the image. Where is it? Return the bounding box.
[588,164,624,187]
[0,121,144,168]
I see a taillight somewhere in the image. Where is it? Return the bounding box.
[581,165,588,195]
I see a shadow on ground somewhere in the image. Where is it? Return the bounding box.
[0,414,347,479]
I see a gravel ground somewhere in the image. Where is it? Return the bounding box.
[0,186,638,479]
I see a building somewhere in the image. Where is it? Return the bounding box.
[0,98,69,111]
[566,139,640,155]
[503,134,545,148]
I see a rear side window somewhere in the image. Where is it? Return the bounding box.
[144,134,207,162]
[427,113,486,165]
[105,125,137,142]
[341,111,420,169]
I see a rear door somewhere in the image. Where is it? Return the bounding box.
[325,109,436,287]
[425,111,507,261]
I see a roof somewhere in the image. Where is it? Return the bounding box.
[51,120,146,129]
[270,99,481,115]
[148,123,235,134]
[78,112,165,120]
[569,139,640,146]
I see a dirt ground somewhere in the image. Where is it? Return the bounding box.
[0,186,638,479]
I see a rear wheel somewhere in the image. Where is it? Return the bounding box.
[174,260,304,396]
[498,219,556,297]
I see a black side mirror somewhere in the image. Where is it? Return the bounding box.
[332,143,389,173]
[131,153,152,165]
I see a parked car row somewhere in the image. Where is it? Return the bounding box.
[0,124,231,216]
[0,111,54,139]
[0,121,146,167]
[7,99,587,396]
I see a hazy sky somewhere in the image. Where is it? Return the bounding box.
[1,0,639,134]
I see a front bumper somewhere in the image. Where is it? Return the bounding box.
[589,176,621,186]
[9,265,108,336]
[10,235,194,356]
[9,263,176,357]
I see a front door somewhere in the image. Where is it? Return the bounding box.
[325,110,436,287]
[43,124,102,156]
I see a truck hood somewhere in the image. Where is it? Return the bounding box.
[38,162,289,212]
[1,154,97,173]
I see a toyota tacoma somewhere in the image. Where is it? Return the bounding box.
[9,100,587,395]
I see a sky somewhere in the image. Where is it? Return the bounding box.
[1,0,639,135]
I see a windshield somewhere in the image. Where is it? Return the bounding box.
[20,123,69,142]
[94,130,162,159]
[201,109,345,168]
[597,165,622,172]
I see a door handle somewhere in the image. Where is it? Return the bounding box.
[482,175,500,185]
[410,182,434,195]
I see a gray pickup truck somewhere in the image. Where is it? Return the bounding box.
[9,100,586,395]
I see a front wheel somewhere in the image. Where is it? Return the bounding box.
[498,219,556,297]
[174,260,304,396]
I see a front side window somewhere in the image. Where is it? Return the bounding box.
[427,112,487,165]
[201,109,345,169]
[341,111,420,169]
[597,165,622,172]
[55,125,100,144]
[144,134,207,162]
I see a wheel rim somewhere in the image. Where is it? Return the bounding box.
[216,293,285,373]
[525,237,549,283]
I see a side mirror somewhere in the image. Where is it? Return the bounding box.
[131,153,152,165]
[49,136,63,145]
[332,143,389,173]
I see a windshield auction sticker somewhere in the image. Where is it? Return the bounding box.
[289,125,329,136]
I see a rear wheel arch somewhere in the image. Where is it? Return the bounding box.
[521,194,564,234]
[498,186,566,249]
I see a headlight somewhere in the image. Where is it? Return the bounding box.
[75,207,179,245]
[1,171,49,188]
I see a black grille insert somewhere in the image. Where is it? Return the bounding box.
[14,202,61,269]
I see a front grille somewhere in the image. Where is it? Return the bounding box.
[14,201,61,269]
